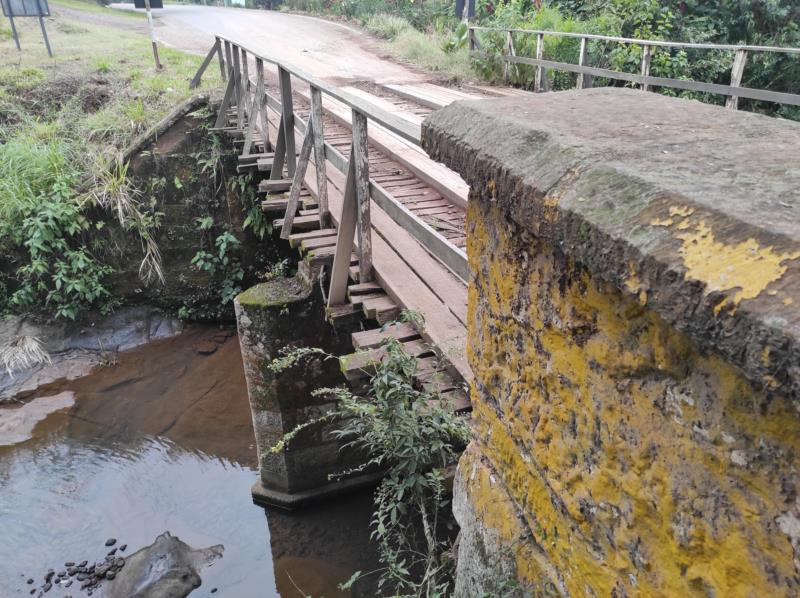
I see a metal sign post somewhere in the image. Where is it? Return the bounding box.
[2,0,52,56]
[143,0,162,71]
[35,0,51,57]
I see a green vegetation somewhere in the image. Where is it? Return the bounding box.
[50,0,146,18]
[271,313,471,596]
[283,0,799,118]
[0,3,221,320]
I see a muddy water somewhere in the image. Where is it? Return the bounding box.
[1,326,379,596]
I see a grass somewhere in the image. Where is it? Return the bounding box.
[360,13,476,82]
[0,1,222,319]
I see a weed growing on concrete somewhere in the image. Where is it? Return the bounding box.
[270,318,470,596]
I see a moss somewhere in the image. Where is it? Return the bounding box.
[236,277,310,309]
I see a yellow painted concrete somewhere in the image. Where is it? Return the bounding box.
[464,197,800,596]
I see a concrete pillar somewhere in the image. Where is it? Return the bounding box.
[234,273,376,508]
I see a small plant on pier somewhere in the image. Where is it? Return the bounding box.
[269,317,470,597]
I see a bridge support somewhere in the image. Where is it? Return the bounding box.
[424,89,800,596]
[234,265,372,508]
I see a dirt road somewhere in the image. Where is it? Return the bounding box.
[111,4,426,85]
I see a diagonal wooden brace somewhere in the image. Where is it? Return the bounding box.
[279,122,316,239]
[327,145,358,307]
[213,76,236,129]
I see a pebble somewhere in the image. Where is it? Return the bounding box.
[211,588,218,594]
[106,571,115,580]
[119,544,127,552]
[64,562,75,567]
[42,582,51,593]
[63,580,73,588]
[29,590,35,596]
[104,538,117,547]
[107,548,117,556]
[78,561,87,568]
[27,578,34,584]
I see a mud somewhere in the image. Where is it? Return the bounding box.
[1,325,380,596]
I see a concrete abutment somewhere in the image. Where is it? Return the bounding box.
[423,88,800,596]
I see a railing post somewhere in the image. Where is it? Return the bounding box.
[576,36,593,89]
[504,30,515,83]
[216,38,226,81]
[224,40,233,79]
[352,109,372,283]
[242,57,266,157]
[310,86,329,226]
[231,45,242,124]
[238,48,249,124]
[640,44,652,91]
[534,32,547,92]
[726,49,748,110]
[278,66,297,177]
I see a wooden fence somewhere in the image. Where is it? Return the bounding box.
[190,36,469,309]
[469,26,800,110]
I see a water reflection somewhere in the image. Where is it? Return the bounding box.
[0,326,378,596]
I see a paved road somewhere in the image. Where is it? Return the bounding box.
[112,4,426,85]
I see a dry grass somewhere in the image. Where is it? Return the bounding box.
[0,336,51,376]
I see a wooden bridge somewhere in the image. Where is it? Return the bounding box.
[189,35,531,407]
[190,29,799,410]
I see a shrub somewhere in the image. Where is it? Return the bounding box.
[364,13,413,39]
[270,315,471,595]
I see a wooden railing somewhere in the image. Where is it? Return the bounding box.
[469,26,800,109]
[190,36,469,308]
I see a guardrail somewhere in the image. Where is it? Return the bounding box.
[468,26,800,109]
[190,35,469,308]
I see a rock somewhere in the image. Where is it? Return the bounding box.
[42,582,51,592]
[105,538,117,547]
[27,578,33,584]
[79,561,87,568]
[64,562,74,567]
[107,548,117,556]
[63,580,72,588]
[193,340,218,355]
[106,571,115,580]
[105,532,223,598]
[211,589,218,594]
[119,544,127,552]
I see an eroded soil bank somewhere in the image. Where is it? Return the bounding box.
[1,325,379,596]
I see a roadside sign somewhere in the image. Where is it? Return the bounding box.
[1,0,52,56]
[134,0,162,8]
[1,0,49,17]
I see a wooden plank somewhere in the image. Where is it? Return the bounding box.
[501,54,800,107]
[352,109,373,283]
[213,76,236,129]
[351,321,420,349]
[241,59,264,157]
[341,339,433,381]
[350,292,385,309]
[216,38,226,81]
[298,89,469,209]
[348,282,383,296]
[260,178,293,193]
[288,228,337,248]
[273,214,320,231]
[190,40,219,89]
[327,143,359,306]
[261,197,289,214]
[278,67,297,177]
[640,44,652,92]
[310,86,329,226]
[279,123,316,239]
[576,37,592,89]
[342,86,425,126]
[362,295,400,323]
[726,49,748,109]
[300,235,338,251]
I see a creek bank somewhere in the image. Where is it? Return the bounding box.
[0,306,182,403]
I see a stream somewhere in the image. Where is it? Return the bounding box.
[1,325,379,597]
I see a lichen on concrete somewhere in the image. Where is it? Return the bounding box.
[422,89,800,595]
